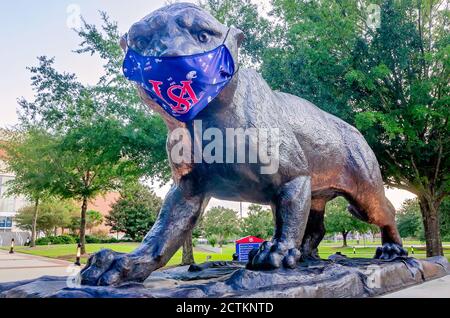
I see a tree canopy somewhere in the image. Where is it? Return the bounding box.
[203,206,240,247]
[0,129,56,246]
[106,183,162,241]
[15,198,77,237]
[240,204,274,239]
[439,198,450,241]
[397,198,424,239]
[396,197,450,240]
[325,198,376,246]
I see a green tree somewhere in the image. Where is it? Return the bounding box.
[48,125,137,253]
[86,210,103,233]
[70,210,103,234]
[202,0,273,66]
[207,235,218,248]
[203,206,240,247]
[439,198,450,241]
[241,204,273,239]
[15,198,77,237]
[259,0,361,121]
[324,198,373,247]
[397,198,424,239]
[0,129,55,246]
[192,219,204,239]
[397,197,450,241]
[106,184,162,241]
[17,14,170,253]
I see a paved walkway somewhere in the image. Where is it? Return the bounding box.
[0,249,73,283]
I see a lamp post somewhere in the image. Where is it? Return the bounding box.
[74,243,81,266]
[9,238,14,254]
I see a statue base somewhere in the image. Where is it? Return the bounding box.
[1,255,448,298]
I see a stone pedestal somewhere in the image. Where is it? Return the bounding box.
[1,256,448,298]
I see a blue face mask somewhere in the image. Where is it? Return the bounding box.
[123,29,236,122]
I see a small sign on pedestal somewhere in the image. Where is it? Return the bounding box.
[235,236,264,262]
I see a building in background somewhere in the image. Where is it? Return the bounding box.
[0,145,28,233]
[86,192,120,236]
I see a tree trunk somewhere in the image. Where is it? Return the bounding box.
[79,197,88,255]
[418,195,443,257]
[181,231,195,265]
[342,231,348,247]
[30,198,39,247]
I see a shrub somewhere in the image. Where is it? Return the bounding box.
[105,237,120,243]
[85,235,101,243]
[35,234,133,245]
[207,235,218,247]
[35,235,76,245]
[35,237,52,245]
[52,235,76,244]
[84,235,123,244]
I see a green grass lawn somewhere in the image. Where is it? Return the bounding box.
[1,243,237,266]
[2,240,449,266]
[320,239,429,246]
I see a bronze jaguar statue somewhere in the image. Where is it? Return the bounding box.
[81,3,406,286]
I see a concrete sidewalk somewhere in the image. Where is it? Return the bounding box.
[382,275,450,298]
[0,249,74,283]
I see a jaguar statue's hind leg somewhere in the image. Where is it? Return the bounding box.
[300,199,327,261]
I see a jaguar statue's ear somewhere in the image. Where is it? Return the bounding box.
[120,33,128,52]
[231,26,245,48]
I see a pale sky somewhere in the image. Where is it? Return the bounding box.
[0,0,415,214]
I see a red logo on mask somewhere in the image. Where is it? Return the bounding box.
[149,80,199,114]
